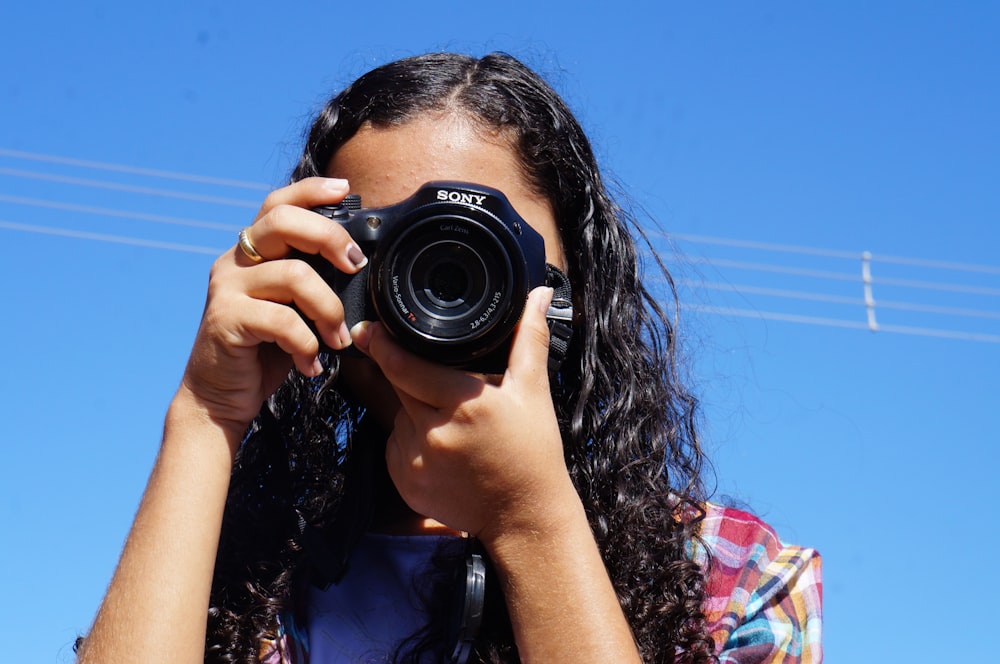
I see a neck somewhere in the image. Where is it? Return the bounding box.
[354,413,463,537]
[371,514,464,536]
[370,473,462,536]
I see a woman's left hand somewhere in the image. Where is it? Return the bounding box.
[351,286,574,539]
[354,286,643,662]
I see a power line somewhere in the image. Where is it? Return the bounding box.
[0,194,242,233]
[1,146,996,279]
[875,299,1000,320]
[5,214,997,344]
[1,148,997,344]
[0,220,222,255]
[0,167,259,208]
[680,280,866,307]
[685,304,1000,343]
[664,231,1000,275]
[0,148,273,191]
[672,246,1000,296]
[867,252,1000,275]
[660,231,862,260]
[870,274,1000,297]
[681,256,861,283]
[1,146,996,280]
[682,280,1000,320]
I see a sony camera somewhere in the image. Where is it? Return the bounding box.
[300,181,572,373]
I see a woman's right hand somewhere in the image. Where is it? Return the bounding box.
[76,179,364,664]
[177,176,367,441]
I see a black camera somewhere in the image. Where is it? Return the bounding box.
[300,181,572,373]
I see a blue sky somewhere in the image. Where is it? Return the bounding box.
[2,2,998,661]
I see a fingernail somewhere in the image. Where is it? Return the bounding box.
[324,177,349,193]
[346,243,368,269]
[309,356,324,376]
[338,322,353,349]
[350,321,372,352]
[537,287,554,314]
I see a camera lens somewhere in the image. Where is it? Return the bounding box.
[412,241,485,313]
[376,214,516,345]
[427,261,468,306]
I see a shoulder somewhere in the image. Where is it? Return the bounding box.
[692,502,823,663]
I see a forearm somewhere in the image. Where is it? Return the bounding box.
[77,389,242,664]
[482,483,643,664]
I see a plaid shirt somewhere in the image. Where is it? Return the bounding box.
[262,503,823,662]
[693,503,823,662]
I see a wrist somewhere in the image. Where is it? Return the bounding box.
[477,477,590,568]
[475,479,643,663]
[165,385,249,461]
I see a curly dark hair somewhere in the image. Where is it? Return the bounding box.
[206,52,716,663]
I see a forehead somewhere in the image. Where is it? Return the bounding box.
[325,114,564,267]
[326,115,522,202]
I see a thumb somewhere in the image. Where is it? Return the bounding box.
[506,286,555,381]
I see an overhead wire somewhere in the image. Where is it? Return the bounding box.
[0,193,242,232]
[0,220,222,255]
[680,280,1000,321]
[655,230,863,260]
[660,230,1000,275]
[672,258,1000,296]
[2,148,998,343]
[0,167,259,208]
[0,148,272,191]
[682,256,861,283]
[686,304,1000,344]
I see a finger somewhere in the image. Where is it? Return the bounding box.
[242,202,368,275]
[239,258,352,350]
[351,321,484,409]
[389,381,441,435]
[385,408,420,475]
[257,176,350,216]
[227,298,325,376]
[384,412,431,513]
[506,287,554,385]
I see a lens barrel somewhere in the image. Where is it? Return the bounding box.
[374,213,521,362]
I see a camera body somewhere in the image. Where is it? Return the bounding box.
[301,181,572,373]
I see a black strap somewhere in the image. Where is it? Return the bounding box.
[544,264,574,372]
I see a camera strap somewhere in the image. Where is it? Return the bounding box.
[449,538,487,664]
[544,264,574,372]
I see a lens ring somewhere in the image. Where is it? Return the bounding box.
[377,215,515,342]
[424,262,468,307]
[408,241,489,320]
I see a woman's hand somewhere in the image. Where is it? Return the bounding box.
[352,286,575,539]
[179,177,367,441]
[79,177,369,664]
[354,288,644,662]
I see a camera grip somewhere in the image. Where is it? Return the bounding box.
[292,251,372,355]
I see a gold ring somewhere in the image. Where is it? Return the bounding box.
[237,227,264,263]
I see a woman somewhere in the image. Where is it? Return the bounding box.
[77,52,821,663]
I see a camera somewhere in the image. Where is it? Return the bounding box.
[300,181,572,373]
